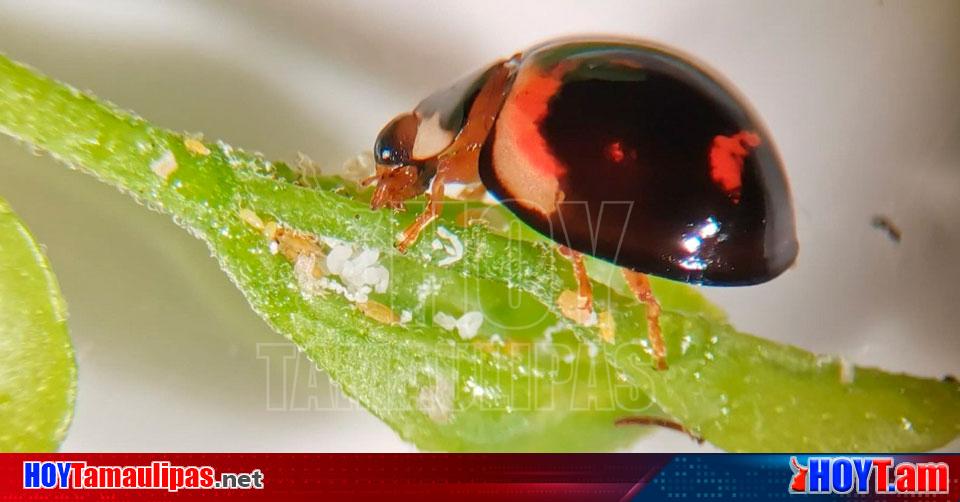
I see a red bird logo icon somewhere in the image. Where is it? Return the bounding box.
[790,457,808,492]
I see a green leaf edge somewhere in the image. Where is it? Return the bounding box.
[0,197,77,452]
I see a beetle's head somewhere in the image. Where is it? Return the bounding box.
[366,113,433,210]
[366,164,427,211]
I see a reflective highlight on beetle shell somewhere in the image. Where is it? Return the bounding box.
[479,40,798,285]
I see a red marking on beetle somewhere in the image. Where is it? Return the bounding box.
[506,69,566,178]
[709,131,761,203]
[606,140,626,163]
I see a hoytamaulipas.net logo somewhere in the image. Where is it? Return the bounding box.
[23,461,264,492]
[789,456,949,495]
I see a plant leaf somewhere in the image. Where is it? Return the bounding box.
[606,313,960,451]
[0,197,76,451]
[0,53,957,451]
[0,54,657,451]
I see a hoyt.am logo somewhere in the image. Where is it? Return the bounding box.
[789,456,949,495]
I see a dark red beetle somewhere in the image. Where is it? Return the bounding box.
[366,37,798,369]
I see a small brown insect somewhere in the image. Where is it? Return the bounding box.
[871,215,902,243]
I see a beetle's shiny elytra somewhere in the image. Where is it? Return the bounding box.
[371,38,798,287]
[370,37,800,370]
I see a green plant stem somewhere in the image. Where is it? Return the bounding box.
[1,53,957,451]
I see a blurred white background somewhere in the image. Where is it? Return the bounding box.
[0,0,957,451]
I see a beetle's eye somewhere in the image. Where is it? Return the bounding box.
[374,138,407,166]
[373,113,419,166]
[375,144,398,163]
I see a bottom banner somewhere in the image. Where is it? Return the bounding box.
[1,454,957,501]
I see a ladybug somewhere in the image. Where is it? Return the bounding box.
[367,37,798,369]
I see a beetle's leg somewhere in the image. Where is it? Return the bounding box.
[557,246,594,314]
[622,269,667,370]
[393,61,514,251]
[396,176,445,253]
